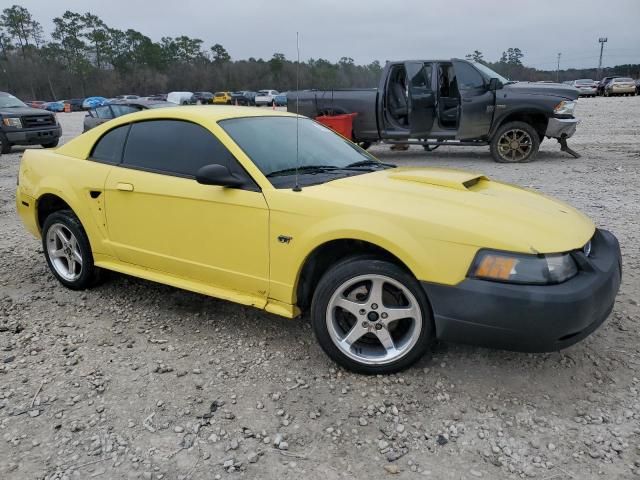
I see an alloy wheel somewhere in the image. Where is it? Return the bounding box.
[497,128,533,162]
[46,223,83,282]
[325,274,422,366]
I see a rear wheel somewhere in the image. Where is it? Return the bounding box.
[42,210,102,290]
[310,257,433,374]
[490,121,540,163]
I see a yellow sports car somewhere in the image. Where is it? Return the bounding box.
[213,92,233,105]
[16,107,621,373]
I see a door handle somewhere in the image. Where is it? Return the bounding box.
[116,182,134,192]
[462,98,473,103]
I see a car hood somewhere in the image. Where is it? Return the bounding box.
[0,106,53,116]
[312,167,594,254]
[503,82,579,100]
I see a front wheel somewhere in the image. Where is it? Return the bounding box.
[41,139,59,149]
[0,133,11,154]
[310,257,433,374]
[490,121,540,163]
[42,210,102,290]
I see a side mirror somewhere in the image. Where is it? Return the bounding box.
[488,78,500,91]
[196,164,244,188]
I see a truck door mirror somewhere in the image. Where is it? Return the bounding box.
[488,78,500,91]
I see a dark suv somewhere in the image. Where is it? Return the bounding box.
[0,91,61,154]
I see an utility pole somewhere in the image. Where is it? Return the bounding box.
[556,52,561,82]
[598,37,608,79]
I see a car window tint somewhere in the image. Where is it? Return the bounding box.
[90,124,129,164]
[409,63,432,89]
[95,106,114,119]
[111,105,140,117]
[122,120,235,177]
[455,63,485,90]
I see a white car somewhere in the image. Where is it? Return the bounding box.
[254,89,279,106]
[571,79,597,97]
[167,91,195,105]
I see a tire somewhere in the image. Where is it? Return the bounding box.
[0,133,11,154]
[41,139,59,149]
[310,257,433,374]
[42,210,102,290]
[490,121,540,163]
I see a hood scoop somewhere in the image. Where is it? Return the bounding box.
[388,169,488,191]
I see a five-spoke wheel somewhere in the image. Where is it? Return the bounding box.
[311,257,433,374]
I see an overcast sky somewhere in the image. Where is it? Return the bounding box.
[14,0,640,69]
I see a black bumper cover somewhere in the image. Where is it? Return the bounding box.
[421,229,621,352]
[5,126,61,145]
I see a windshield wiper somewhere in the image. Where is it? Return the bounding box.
[266,165,342,178]
[345,159,395,169]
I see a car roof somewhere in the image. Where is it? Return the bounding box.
[57,106,298,160]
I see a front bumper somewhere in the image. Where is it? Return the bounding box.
[545,117,578,139]
[5,126,62,145]
[421,229,621,352]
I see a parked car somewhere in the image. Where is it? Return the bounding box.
[82,97,108,110]
[604,77,637,96]
[0,91,61,153]
[44,101,65,112]
[290,59,581,162]
[193,92,214,104]
[83,100,174,132]
[167,92,195,105]
[636,79,640,94]
[571,79,597,97]
[114,95,140,101]
[26,100,46,109]
[144,94,167,101]
[63,98,84,112]
[213,92,233,105]
[274,93,288,106]
[255,89,279,106]
[596,76,620,96]
[230,91,256,106]
[15,107,621,373]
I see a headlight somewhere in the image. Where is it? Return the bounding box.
[469,250,578,285]
[554,100,576,116]
[2,117,22,128]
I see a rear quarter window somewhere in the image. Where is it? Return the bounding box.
[90,125,130,164]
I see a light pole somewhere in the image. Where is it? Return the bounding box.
[556,52,561,82]
[598,37,608,79]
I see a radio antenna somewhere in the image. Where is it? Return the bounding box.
[293,31,302,192]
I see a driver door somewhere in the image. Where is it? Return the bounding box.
[406,61,435,138]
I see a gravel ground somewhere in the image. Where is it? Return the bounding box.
[1,97,639,480]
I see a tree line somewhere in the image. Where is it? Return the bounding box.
[0,5,638,101]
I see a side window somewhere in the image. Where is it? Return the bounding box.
[455,63,485,90]
[90,124,130,164]
[122,120,237,178]
[409,63,432,89]
[95,106,114,119]
[111,105,140,117]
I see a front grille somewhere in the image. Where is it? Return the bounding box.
[21,115,56,128]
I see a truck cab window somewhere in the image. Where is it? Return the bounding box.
[455,62,485,90]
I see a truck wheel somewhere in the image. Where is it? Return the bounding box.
[0,133,11,154]
[41,139,59,149]
[310,257,433,374]
[490,121,540,163]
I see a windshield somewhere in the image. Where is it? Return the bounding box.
[615,78,633,82]
[575,79,593,85]
[471,62,510,84]
[0,93,28,108]
[220,116,381,186]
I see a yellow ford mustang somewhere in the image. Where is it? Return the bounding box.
[16,107,621,374]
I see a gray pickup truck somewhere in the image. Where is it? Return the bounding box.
[288,59,580,163]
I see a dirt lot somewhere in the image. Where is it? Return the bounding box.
[1,97,639,480]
